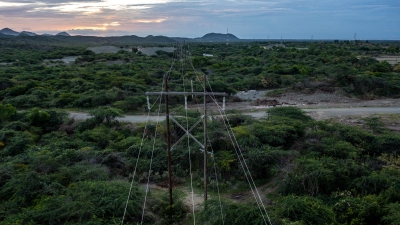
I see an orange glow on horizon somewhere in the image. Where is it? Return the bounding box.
[133,18,167,23]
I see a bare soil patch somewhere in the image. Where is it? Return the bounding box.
[374,55,400,65]
[204,88,400,113]
[182,188,204,210]
[87,46,132,54]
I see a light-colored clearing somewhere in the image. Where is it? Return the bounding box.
[374,56,400,65]
[87,46,132,54]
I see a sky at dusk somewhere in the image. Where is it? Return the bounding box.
[0,0,399,39]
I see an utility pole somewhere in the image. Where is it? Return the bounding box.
[203,74,207,201]
[165,75,173,210]
[226,28,229,45]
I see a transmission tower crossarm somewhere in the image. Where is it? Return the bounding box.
[169,116,205,150]
[146,91,228,96]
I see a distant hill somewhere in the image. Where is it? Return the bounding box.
[56,32,71,36]
[171,33,241,42]
[170,37,191,42]
[144,35,175,43]
[19,31,37,36]
[0,28,244,44]
[200,33,239,42]
[0,28,19,36]
[4,34,177,45]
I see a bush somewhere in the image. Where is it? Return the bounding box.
[267,107,311,122]
[32,181,143,224]
[0,103,16,122]
[89,106,122,124]
[383,203,400,225]
[280,195,335,224]
[198,199,269,225]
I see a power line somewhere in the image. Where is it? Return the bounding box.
[186,49,272,225]
[141,42,272,224]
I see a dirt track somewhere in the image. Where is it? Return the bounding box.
[69,112,162,123]
[69,89,400,124]
[246,107,400,120]
[69,106,400,124]
[231,89,400,110]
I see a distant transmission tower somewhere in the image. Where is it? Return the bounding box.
[354,32,357,41]
[226,28,229,45]
[311,35,313,41]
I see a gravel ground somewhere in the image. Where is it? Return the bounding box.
[69,89,400,130]
[224,89,400,111]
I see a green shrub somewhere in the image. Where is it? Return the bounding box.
[280,195,335,225]
[32,181,142,224]
[199,199,270,225]
[267,107,311,122]
[383,203,400,225]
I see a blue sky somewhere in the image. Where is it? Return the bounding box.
[0,0,399,39]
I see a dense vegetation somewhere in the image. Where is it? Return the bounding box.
[1,104,399,224]
[1,39,400,224]
[1,40,400,112]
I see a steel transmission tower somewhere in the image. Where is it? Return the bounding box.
[145,43,228,210]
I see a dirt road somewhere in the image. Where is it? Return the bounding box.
[69,112,162,123]
[246,107,400,120]
[69,107,400,124]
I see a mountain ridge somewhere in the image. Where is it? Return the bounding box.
[0,28,19,36]
[19,31,37,36]
[0,27,244,43]
[56,32,70,36]
[0,28,241,41]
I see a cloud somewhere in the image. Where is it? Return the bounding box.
[103,22,120,26]
[0,1,30,6]
[132,18,167,23]
[71,26,106,30]
[67,28,136,36]
[0,0,399,39]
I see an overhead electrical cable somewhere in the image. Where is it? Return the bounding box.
[186,44,226,224]
[204,79,273,225]
[177,43,197,224]
[121,43,179,225]
[187,52,272,225]
[140,91,164,225]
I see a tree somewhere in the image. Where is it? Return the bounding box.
[280,195,336,224]
[393,63,400,73]
[89,106,122,124]
[0,104,16,122]
[267,106,311,122]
